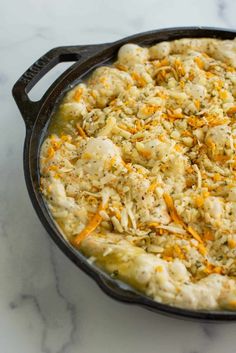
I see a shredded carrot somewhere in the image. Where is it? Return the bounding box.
[76,124,87,139]
[73,202,107,246]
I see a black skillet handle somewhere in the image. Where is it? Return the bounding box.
[12,45,107,130]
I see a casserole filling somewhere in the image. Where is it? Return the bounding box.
[40,38,236,310]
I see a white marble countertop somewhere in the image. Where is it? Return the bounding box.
[1,0,236,352]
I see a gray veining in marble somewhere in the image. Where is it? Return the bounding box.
[1,0,236,352]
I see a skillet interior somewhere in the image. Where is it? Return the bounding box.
[13,27,236,321]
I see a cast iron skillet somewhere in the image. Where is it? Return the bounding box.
[12,27,236,321]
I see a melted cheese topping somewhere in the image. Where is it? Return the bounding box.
[40,38,236,310]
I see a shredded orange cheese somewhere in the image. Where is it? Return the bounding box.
[141,104,159,117]
[206,115,229,127]
[228,300,236,308]
[76,124,87,139]
[163,193,183,226]
[154,58,169,68]
[73,202,107,246]
[148,222,160,228]
[138,149,152,159]
[203,229,214,241]
[118,123,136,134]
[194,56,204,69]
[163,193,204,244]
[204,263,222,275]
[115,63,128,71]
[198,243,207,256]
[188,116,205,128]
[194,195,204,208]
[194,99,200,110]
[166,109,183,120]
[219,89,228,100]
[187,226,204,244]
[228,239,236,249]
[155,266,163,272]
[173,59,185,77]
[213,173,222,182]
[227,106,236,116]
[131,72,146,87]
[73,88,83,102]
[47,147,55,159]
[148,182,158,193]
